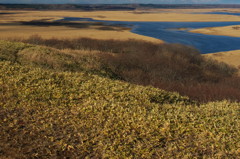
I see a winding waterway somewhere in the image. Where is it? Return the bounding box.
[61,12,240,54]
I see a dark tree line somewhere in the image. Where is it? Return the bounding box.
[1,4,240,11]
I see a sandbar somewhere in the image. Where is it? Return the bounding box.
[189,25,240,37]
[167,28,190,31]
[0,23,163,43]
[150,8,240,13]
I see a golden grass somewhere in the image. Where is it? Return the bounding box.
[0,10,62,23]
[0,24,162,43]
[190,25,240,37]
[150,8,240,13]
[203,50,240,75]
[0,10,164,43]
[1,10,240,23]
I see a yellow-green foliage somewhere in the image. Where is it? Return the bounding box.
[0,61,240,158]
[0,40,118,80]
[0,40,240,158]
[0,40,31,62]
[0,40,101,73]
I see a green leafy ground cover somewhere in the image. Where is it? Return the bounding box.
[0,40,240,158]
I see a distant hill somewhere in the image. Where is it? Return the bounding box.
[0,4,137,11]
[1,4,240,11]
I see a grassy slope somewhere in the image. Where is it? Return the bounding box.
[0,40,240,158]
[7,36,240,103]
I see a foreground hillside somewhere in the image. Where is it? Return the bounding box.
[0,40,240,158]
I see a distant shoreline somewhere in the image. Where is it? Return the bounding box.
[2,4,240,11]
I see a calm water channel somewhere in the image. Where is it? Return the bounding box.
[61,12,240,54]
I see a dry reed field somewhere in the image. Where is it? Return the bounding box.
[1,10,240,22]
[0,10,163,42]
[190,25,240,37]
[0,22,162,43]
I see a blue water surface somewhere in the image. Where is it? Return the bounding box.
[204,12,240,16]
[128,21,240,54]
[61,13,240,54]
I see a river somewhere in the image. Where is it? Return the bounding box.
[60,12,240,54]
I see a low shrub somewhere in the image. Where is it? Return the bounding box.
[5,37,240,103]
[0,61,239,158]
[97,26,116,30]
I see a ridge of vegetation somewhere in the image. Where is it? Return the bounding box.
[7,36,240,103]
[0,40,240,158]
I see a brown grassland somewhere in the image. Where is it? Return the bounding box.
[1,9,240,158]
